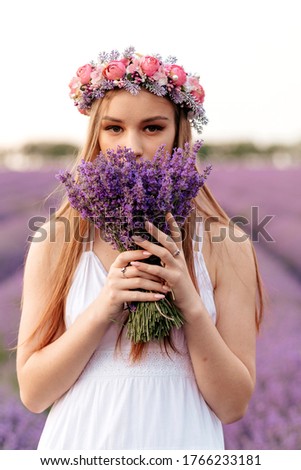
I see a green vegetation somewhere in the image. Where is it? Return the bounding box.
[21,141,79,159]
[0,340,9,364]
[200,140,301,162]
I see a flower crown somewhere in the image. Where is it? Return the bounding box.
[69,46,208,133]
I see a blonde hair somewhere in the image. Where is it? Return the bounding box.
[26,90,265,362]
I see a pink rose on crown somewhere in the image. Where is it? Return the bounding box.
[120,58,130,67]
[191,85,205,104]
[76,64,92,85]
[140,56,160,77]
[169,65,187,86]
[103,61,126,80]
[78,107,89,115]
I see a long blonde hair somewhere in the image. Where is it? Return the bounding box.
[26,90,265,362]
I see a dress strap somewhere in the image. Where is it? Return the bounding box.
[193,216,204,253]
[82,224,94,252]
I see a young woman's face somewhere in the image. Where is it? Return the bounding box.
[98,89,177,160]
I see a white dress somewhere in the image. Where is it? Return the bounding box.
[38,222,224,450]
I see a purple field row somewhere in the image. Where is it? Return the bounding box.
[223,243,301,449]
[207,162,301,272]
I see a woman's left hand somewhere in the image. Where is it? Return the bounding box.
[130,213,201,315]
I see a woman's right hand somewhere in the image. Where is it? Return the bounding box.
[96,250,169,322]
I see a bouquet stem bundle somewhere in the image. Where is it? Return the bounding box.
[57,142,212,344]
[127,296,184,343]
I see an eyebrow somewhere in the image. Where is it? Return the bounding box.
[101,115,170,123]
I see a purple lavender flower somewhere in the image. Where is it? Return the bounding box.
[56,142,212,343]
[56,142,211,252]
[0,390,46,449]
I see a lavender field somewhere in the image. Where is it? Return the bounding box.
[0,160,300,449]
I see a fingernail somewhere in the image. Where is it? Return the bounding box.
[154,294,165,299]
[142,251,152,256]
[162,285,170,291]
[130,261,141,266]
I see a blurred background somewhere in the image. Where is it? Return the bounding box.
[0,0,300,449]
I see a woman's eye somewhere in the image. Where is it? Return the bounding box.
[106,125,122,133]
[145,125,163,133]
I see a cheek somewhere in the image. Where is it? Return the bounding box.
[97,130,103,148]
[166,128,177,152]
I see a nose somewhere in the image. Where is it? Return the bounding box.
[123,131,143,159]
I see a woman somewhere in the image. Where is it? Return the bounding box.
[17,47,264,449]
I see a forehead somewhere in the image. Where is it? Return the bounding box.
[100,89,176,120]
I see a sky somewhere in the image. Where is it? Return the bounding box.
[1,0,301,148]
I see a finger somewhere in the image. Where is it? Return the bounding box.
[133,222,182,263]
[112,250,152,269]
[119,277,171,294]
[145,220,174,248]
[125,291,166,303]
[111,289,166,306]
[119,265,162,282]
[146,219,182,251]
[166,212,183,247]
[131,235,170,263]
[130,260,168,282]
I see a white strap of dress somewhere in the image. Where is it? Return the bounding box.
[83,225,94,252]
[193,218,204,253]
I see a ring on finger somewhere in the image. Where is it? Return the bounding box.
[173,248,181,257]
[121,266,127,278]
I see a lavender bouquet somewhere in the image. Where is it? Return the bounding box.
[56,141,211,343]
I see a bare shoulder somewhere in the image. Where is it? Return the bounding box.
[24,218,68,278]
[216,223,256,279]
[202,222,256,290]
[19,219,68,362]
[21,219,68,335]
